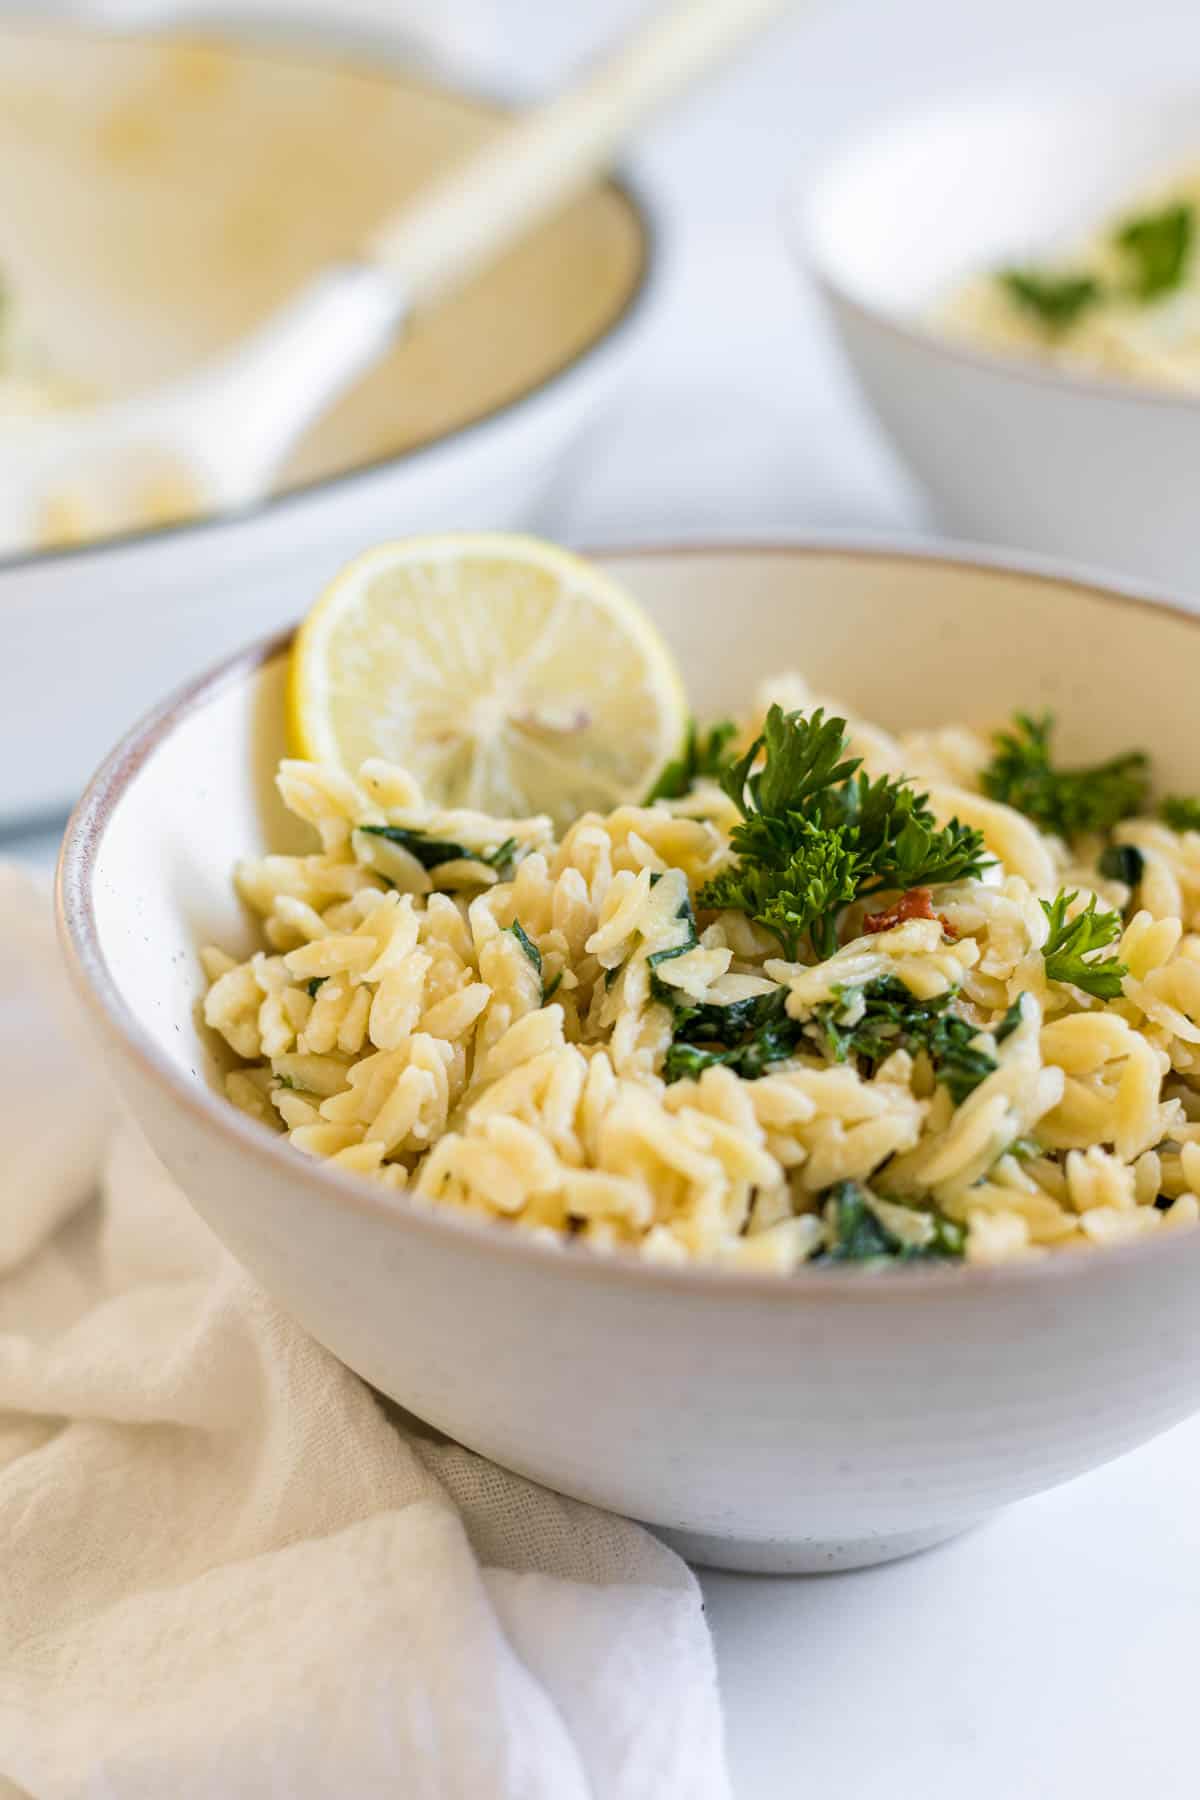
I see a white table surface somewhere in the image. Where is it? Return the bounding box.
[15,1,1200,1794]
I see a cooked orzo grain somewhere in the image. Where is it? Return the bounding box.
[203,677,1200,1271]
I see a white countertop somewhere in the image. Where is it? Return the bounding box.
[17,0,1200,1793]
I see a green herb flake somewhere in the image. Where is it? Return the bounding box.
[698,706,988,959]
[361,824,518,877]
[646,719,738,803]
[1040,890,1128,999]
[999,268,1102,334]
[508,919,542,977]
[1114,202,1193,301]
[646,887,700,971]
[993,997,1026,1043]
[981,713,1149,839]
[305,977,326,999]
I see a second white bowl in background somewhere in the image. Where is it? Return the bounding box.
[796,90,1200,598]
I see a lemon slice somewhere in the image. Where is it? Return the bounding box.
[287,533,687,826]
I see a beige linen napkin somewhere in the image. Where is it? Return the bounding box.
[0,869,729,1799]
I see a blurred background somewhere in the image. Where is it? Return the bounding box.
[10,0,1200,547]
[5,0,1200,834]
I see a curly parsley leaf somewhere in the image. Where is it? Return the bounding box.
[1040,890,1128,999]
[721,705,860,820]
[981,713,1149,839]
[1162,795,1200,833]
[999,268,1101,334]
[646,719,739,803]
[700,817,863,960]
[1114,201,1193,301]
[700,707,988,958]
[816,1181,966,1265]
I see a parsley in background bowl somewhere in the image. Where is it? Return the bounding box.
[794,88,1200,597]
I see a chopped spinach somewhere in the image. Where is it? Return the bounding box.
[816,1181,965,1265]
[812,976,1011,1106]
[659,984,803,1084]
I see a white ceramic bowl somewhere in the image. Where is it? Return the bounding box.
[798,91,1200,597]
[0,25,654,825]
[57,542,1200,1574]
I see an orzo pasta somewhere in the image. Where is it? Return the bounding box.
[203,677,1200,1272]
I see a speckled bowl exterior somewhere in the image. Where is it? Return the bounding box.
[57,543,1200,1572]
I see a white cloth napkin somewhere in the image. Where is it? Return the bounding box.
[0,868,729,1800]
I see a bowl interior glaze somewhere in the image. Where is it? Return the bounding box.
[0,24,646,503]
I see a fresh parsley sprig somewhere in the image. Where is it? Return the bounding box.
[981,713,1149,840]
[1040,890,1128,999]
[646,719,739,803]
[698,706,988,958]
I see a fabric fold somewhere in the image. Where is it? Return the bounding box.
[0,870,729,1800]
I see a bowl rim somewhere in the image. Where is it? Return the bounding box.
[0,20,658,577]
[793,82,1200,417]
[55,535,1200,1302]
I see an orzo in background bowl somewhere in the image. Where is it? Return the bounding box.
[796,90,1200,597]
[57,543,1200,1573]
